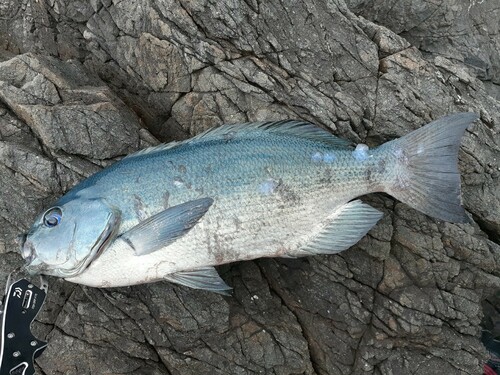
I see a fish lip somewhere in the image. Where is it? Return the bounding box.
[17,233,27,250]
[18,234,37,271]
[21,239,48,276]
[17,233,33,261]
[23,210,120,279]
[23,261,42,275]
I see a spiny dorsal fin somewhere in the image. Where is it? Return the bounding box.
[124,121,353,161]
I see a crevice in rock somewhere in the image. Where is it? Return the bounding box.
[257,261,321,375]
[472,214,500,246]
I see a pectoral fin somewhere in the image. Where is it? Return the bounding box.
[164,267,232,295]
[297,200,383,256]
[121,197,214,256]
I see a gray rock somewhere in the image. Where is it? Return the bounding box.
[346,0,500,87]
[0,54,146,159]
[0,0,498,374]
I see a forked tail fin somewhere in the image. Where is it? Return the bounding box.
[382,112,479,223]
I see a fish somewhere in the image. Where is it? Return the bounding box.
[19,113,478,294]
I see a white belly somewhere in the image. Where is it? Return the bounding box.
[66,186,351,288]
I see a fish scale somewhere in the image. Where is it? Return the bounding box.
[84,134,373,231]
[61,133,383,286]
[20,114,478,293]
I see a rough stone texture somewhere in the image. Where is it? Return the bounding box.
[346,0,500,100]
[0,0,498,374]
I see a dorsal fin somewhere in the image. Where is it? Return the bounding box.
[124,121,353,161]
[217,121,354,148]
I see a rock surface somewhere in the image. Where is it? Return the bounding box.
[0,0,498,374]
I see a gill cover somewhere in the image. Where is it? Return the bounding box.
[21,198,119,278]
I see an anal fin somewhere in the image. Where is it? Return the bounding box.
[164,267,232,295]
[297,200,383,256]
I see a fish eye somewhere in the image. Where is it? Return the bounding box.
[43,207,62,228]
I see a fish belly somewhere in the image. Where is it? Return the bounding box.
[68,192,346,286]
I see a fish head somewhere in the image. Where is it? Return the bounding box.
[19,198,120,278]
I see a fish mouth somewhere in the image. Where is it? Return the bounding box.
[17,233,29,259]
[20,211,120,278]
[18,233,42,275]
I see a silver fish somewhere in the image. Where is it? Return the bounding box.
[19,113,478,293]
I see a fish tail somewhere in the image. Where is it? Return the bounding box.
[382,112,479,223]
